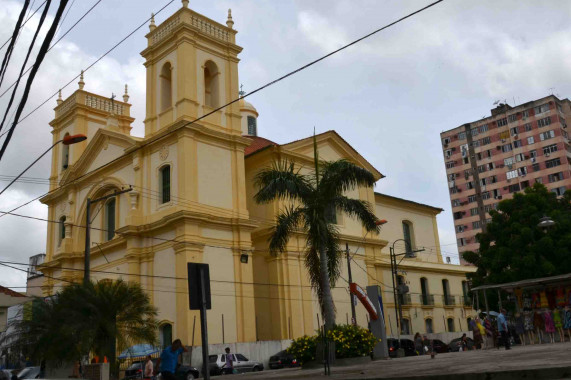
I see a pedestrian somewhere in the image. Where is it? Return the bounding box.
[156,339,188,380]
[471,319,483,349]
[414,333,423,355]
[144,355,154,380]
[484,316,494,349]
[498,308,511,350]
[460,333,468,351]
[223,347,236,375]
[422,335,431,355]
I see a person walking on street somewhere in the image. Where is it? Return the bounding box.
[414,333,423,355]
[144,355,154,380]
[156,339,188,380]
[498,309,511,350]
[223,347,236,375]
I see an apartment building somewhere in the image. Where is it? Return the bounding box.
[440,95,571,257]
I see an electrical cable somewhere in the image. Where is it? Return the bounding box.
[0,0,31,89]
[0,0,69,162]
[0,0,47,52]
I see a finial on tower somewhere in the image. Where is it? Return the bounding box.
[123,84,129,102]
[57,89,63,105]
[182,0,189,8]
[149,13,156,31]
[78,70,85,90]
[226,9,234,29]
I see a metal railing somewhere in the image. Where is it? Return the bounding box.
[443,295,456,306]
[420,294,434,306]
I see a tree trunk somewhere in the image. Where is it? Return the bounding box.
[319,245,336,330]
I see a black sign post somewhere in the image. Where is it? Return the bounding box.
[188,263,211,380]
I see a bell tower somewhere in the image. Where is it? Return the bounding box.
[141,2,243,136]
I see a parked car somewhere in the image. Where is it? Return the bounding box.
[208,353,263,375]
[17,367,40,380]
[124,360,199,380]
[268,350,299,369]
[449,337,474,352]
[430,339,449,353]
[387,338,417,358]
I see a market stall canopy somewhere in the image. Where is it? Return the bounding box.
[471,273,571,292]
[118,344,160,359]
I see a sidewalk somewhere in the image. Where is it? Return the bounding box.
[233,342,571,380]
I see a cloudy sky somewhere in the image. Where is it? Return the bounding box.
[1,0,571,288]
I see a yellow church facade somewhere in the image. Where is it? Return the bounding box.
[39,1,475,346]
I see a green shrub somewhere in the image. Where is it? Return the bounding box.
[287,325,379,364]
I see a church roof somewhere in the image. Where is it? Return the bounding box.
[244,136,278,156]
[0,285,26,298]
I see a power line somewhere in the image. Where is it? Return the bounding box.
[0,0,47,52]
[1,0,445,215]
[0,0,31,89]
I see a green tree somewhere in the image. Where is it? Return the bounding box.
[254,136,380,329]
[5,280,158,371]
[463,183,571,287]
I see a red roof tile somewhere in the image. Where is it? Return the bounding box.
[0,285,26,298]
[244,136,278,157]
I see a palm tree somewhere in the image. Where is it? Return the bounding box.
[254,136,380,329]
[4,279,158,370]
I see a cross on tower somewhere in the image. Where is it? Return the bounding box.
[239,84,245,97]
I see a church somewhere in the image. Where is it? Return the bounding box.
[40,1,475,347]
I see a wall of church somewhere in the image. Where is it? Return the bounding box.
[197,142,233,209]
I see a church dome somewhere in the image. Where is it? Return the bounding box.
[239,98,259,116]
[240,98,259,136]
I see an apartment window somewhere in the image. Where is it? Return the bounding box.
[484,204,494,213]
[557,103,563,113]
[481,136,491,145]
[470,207,479,216]
[472,221,481,229]
[532,163,540,171]
[442,137,451,145]
[506,169,518,180]
[464,169,472,178]
[450,187,458,195]
[508,114,517,123]
[540,130,555,141]
[468,195,477,203]
[486,162,494,170]
[466,181,474,190]
[524,123,533,132]
[534,103,550,115]
[536,177,543,184]
[502,143,513,153]
[537,116,552,128]
[510,126,518,135]
[160,165,171,204]
[485,149,492,158]
[514,140,522,148]
[463,157,469,164]
[444,149,452,157]
[523,109,530,118]
[477,165,486,173]
[518,167,528,176]
[545,158,561,168]
[515,153,525,162]
[499,131,510,140]
[456,225,466,233]
[527,136,535,145]
[497,118,507,127]
[504,157,515,166]
[457,131,466,140]
[548,172,563,183]
[471,128,479,136]
[476,152,483,160]
[509,184,521,193]
[452,199,461,207]
[492,189,500,199]
[490,175,497,183]
[521,180,530,189]
[446,161,456,169]
[482,191,491,200]
[551,186,567,196]
[543,144,558,154]
[472,140,481,147]
[480,124,489,133]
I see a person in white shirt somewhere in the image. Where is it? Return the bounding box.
[144,355,154,379]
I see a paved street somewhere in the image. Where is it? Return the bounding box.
[234,342,571,380]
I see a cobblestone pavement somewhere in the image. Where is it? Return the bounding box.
[228,342,571,379]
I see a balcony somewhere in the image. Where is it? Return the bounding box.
[463,296,473,307]
[399,294,412,307]
[420,294,434,307]
[443,295,457,307]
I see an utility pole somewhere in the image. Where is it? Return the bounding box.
[346,243,356,325]
[83,187,132,285]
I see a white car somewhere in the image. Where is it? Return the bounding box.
[208,353,264,375]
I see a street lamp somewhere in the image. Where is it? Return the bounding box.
[538,215,555,232]
[0,134,87,197]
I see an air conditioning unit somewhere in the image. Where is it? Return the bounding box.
[546,152,550,157]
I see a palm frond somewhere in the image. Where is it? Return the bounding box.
[333,196,380,233]
[269,206,307,255]
[320,159,376,198]
[254,160,313,204]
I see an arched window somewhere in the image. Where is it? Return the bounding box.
[58,216,66,245]
[402,221,414,255]
[462,281,470,306]
[160,165,171,204]
[447,318,455,332]
[62,133,70,169]
[160,62,172,112]
[425,318,433,334]
[442,279,451,305]
[401,318,410,335]
[160,323,173,349]
[204,61,219,108]
[247,116,257,136]
[420,277,430,305]
[105,198,116,241]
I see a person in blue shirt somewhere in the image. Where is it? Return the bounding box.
[497,309,510,350]
[156,339,188,380]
